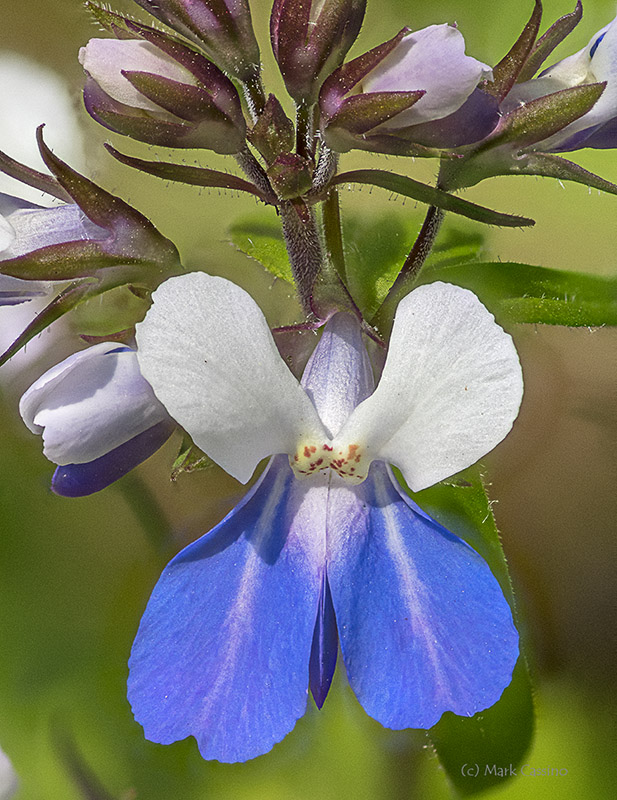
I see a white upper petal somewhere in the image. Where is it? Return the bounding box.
[19,342,169,465]
[363,24,492,128]
[135,272,327,484]
[335,282,523,492]
[79,39,195,111]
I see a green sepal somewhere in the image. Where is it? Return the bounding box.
[506,151,617,196]
[84,2,137,37]
[421,260,617,326]
[37,126,180,269]
[404,467,534,795]
[171,440,215,481]
[267,154,314,200]
[0,147,71,202]
[326,91,424,136]
[517,1,583,82]
[0,241,146,281]
[228,215,293,282]
[122,72,230,124]
[0,280,93,367]
[483,0,543,100]
[439,145,617,196]
[247,94,295,165]
[487,83,605,149]
[331,170,535,227]
[105,144,271,201]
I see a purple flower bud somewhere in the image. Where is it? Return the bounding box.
[131,0,260,83]
[271,0,366,104]
[321,24,496,153]
[20,342,174,494]
[80,28,246,153]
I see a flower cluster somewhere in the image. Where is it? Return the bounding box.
[1,0,616,775]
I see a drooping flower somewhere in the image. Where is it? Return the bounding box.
[503,13,617,152]
[19,342,174,496]
[128,272,523,762]
[0,194,104,306]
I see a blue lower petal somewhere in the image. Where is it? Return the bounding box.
[51,420,175,497]
[327,464,519,730]
[128,456,327,763]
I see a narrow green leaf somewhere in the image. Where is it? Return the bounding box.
[105,144,269,200]
[0,281,93,367]
[332,170,535,227]
[405,467,534,795]
[422,260,617,326]
[228,216,293,282]
[514,151,617,196]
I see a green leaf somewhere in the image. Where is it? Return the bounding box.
[421,260,617,326]
[105,145,271,201]
[427,227,485,268]
[404,467,535,795]
[228,216,293,283]
[332,170,535,228]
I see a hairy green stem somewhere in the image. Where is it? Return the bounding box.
[322,187,346,282]
[280,199,324,315]
[373,204,445,335]
[296,102,317,160]
[234,144,275,202]
[240,72,267,123]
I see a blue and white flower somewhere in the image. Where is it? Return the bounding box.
[505,13,617,151]
[127,272,523,762]
[19,342,174,496]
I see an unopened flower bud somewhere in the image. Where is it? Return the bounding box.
[271,0,366,104]
[131,0,260,83]
[321,24,496,153]
[80,29,246,153]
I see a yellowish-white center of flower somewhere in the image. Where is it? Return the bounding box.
[290,440,369,484]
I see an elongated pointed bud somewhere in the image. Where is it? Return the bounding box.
[271,0,366,104]
[80,17,246,153]
[125,0,260,83]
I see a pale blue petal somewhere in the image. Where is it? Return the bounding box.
[327,464,519,729]
[128,456,327,763]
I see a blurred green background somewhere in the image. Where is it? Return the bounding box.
[1,0,616,798]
